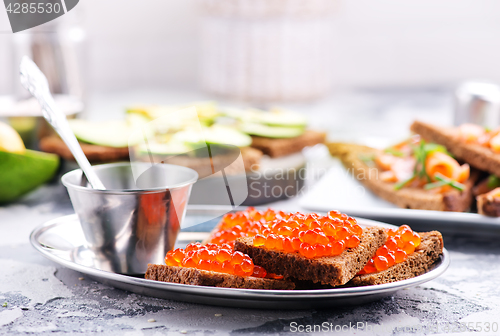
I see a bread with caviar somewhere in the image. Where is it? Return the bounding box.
[234,226,387,287]
[347,231,443,286]
[411,120,500,177]
[327,142,479,211]
[145,264,295,289]
[251,130,326,158]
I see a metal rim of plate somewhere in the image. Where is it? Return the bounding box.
[30,207,450,310]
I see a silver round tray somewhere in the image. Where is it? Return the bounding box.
[30,210,449,310]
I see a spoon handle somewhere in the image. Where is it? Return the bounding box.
[20,56,105,190]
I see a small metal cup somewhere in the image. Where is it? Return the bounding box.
[454,81,500,128]
[62,162,198,275]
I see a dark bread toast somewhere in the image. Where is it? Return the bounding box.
[234,226,387,287]
[251,130,326,158]
[347,231,443,286]
[39,135,129,163]
[411,120,500,177]
[477,190,500,217]
[39,135,262,174]
[327,142,479,211]
[152,146,262,178]
[145,264,295,289]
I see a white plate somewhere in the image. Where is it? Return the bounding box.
[30,209,449,310]
[299,159,500,235]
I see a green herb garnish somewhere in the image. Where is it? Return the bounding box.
[384,148,405,157]
[394,173,415,190]
[487,175,500,189]
[2,302,7,307]
[424,172,465,191]
[358,153,376,167]
[393,139,459,191]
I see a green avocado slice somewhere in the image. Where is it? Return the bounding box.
[68,119,150,148]
[0,150,59,203]
[203,125,252,147]
[239,123,305,138]
[225,108,308,127]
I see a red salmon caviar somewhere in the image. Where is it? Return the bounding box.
[207,208,363,260]
[165,243,265,278]
[244,210,363,259]
[252,265,267,278]
[359,225,421,275]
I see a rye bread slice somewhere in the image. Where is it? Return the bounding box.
[347,231,443,286]
[251,130,326,158]
[477,190,500,217]
[40,135,262,175]
[327,142,479,211]
[411,120,500,177]
[234,226,387,287]
[39,135,129,163]
[145,264,295,290]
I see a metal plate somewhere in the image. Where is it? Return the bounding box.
[30,208,449,310]
[300,159,500,236]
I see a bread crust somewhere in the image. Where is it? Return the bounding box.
[39,136,129,163]
[251,130,326,158]
[411,120,500,177]
[234,227,387,287]
[327,142,478,212]
[347,231,443,286]
[40,136,262,174]
[145,264,295,289]
[477,192,500,217]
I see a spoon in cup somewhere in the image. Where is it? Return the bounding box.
[19,56,105,189]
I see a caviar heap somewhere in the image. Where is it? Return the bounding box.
[207,207,280,247]
[249,210,362,259]
[165,242,276,278]
[358,225,421,274]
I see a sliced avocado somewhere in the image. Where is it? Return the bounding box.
[0,150,59,203]
[224,107,308,127]
[170,125,252,148]
[239,123,305,138]
[126,101,220,125]
[125,112,152,126]
[248,108,308,127]
[68,119,150,148]
[137,142,193,156]
[203,125,252,147]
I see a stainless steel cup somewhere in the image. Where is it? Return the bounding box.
[454,81,500,128]
[62,162,198,275]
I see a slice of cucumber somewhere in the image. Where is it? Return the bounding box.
[239,123,305,138]
[68,119,148,148]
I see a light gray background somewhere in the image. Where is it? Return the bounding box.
[1,0,500,96]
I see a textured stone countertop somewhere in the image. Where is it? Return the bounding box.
[2,90,500,335]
